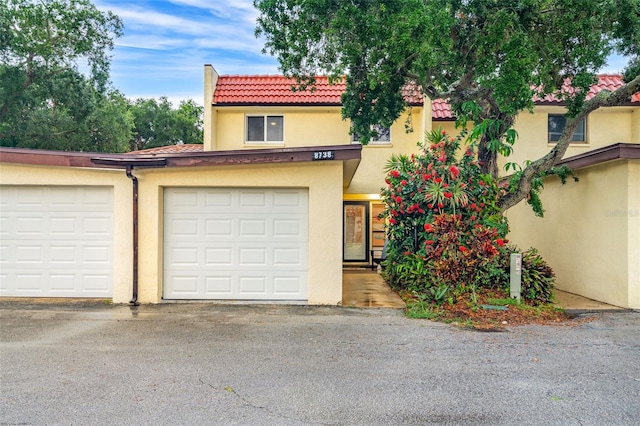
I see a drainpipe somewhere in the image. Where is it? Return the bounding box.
[90,157,166,305]
[126,166,140,306]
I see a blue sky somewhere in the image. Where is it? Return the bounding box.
[95,0,630,107]
[95,0,280,105]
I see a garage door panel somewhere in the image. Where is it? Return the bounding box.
[273,276,306,295]
[205,247,232,265]
[205,276,233,295]
[164,187,308,301]
[0,186,113,298]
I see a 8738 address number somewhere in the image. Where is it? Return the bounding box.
[312,150,335,161]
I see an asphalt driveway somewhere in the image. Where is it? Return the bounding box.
[1,302,639,425]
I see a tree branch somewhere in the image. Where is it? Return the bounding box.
[498,74,640,211]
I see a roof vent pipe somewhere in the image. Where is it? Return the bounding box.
[126,166,140,306]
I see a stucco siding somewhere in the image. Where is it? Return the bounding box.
[628,161,640,309]
[133,161,344,304]
[0,160,346,305]
[506,160,636,308]
[503,106,637,172]
[213,107,351,150]
[345,109,424,195]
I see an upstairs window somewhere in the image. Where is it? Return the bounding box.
[246,115,284,143]
[548,115,586,143]
[352,124,391,144]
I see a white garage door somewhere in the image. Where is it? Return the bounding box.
[0,186,113,297]
[164,188,308,301]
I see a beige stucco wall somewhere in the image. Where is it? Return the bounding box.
[134,161,344,304]
[0,160,346,305]
[628,160,640,309]
[213,106,351,150]
[212,106,425,196]
[503,106,637,171]
[505,159,639,309]
[346,109,424,195]
[631,108,640,143]
[0,163,133,303]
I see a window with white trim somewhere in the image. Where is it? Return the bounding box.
[352,124,391,144]
[246,115,284,143]
[548,114,586,143]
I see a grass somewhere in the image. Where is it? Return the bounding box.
[401,288,575,330]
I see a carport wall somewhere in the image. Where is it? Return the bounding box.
[135,162,344,304]
[506,154,640,309]
[0,163,133,302]
[0,160,344,304]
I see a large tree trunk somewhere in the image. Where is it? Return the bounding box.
[478,138,499,178]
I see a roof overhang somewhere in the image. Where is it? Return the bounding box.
[0,144,363,187]
[557,143,640,170]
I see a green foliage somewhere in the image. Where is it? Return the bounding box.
[1,0,123,92]
[0,0,127,151]
[382,128,509,295]
[381,128,556,304]
[405,299,441,319]
[256,0,639,133]
[0,0,203,153]
[255,0,640,210]
[128,97,203,151]
[508,165,580,217]
[521,248,556,304]
[482,244,556,305]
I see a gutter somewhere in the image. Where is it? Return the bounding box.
[90,157,167,306]
[125,166,140,306]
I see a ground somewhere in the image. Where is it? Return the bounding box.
[402,288,589,331]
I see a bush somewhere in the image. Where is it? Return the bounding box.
[521,248,556,304]
[474,244,556,304]
[382,127,555,305]
[382,128,508,294]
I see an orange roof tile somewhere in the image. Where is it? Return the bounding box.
[214,75,346,105]
[213,74,638,120]
[432,99,452,120]
[127,144,204,155]
[535,74,640,104]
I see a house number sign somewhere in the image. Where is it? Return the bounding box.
[312,150,335,160]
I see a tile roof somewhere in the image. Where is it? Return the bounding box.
[214,75,346,105]
[126,144,204,155]
[432,99,452,120]
[535,74,640,104]
[214,74,639,120]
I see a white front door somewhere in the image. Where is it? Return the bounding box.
[0,186,114,297]
[163,188,308,301]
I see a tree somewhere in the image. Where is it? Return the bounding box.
[255,0,640,211]
[175,99,204,145]
[0,0,127,151]
[127,98,203,151]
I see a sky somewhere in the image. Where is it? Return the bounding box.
[95,0,280,106]
[95,0,630,107]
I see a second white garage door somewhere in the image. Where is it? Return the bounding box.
[163,188,308,301]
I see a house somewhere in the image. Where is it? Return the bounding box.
[0,65,638,308]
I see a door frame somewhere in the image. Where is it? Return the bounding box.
[342,201,370,262]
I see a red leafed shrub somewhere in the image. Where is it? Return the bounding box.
[381,128,510,300]
[381,128,555,304]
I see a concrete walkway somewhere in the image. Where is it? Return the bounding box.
[342,269,624,311]
[342,269,405,308]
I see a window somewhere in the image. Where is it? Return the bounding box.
[352,124,391,144]
[246,115,284,143]
[548,115,586,143]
